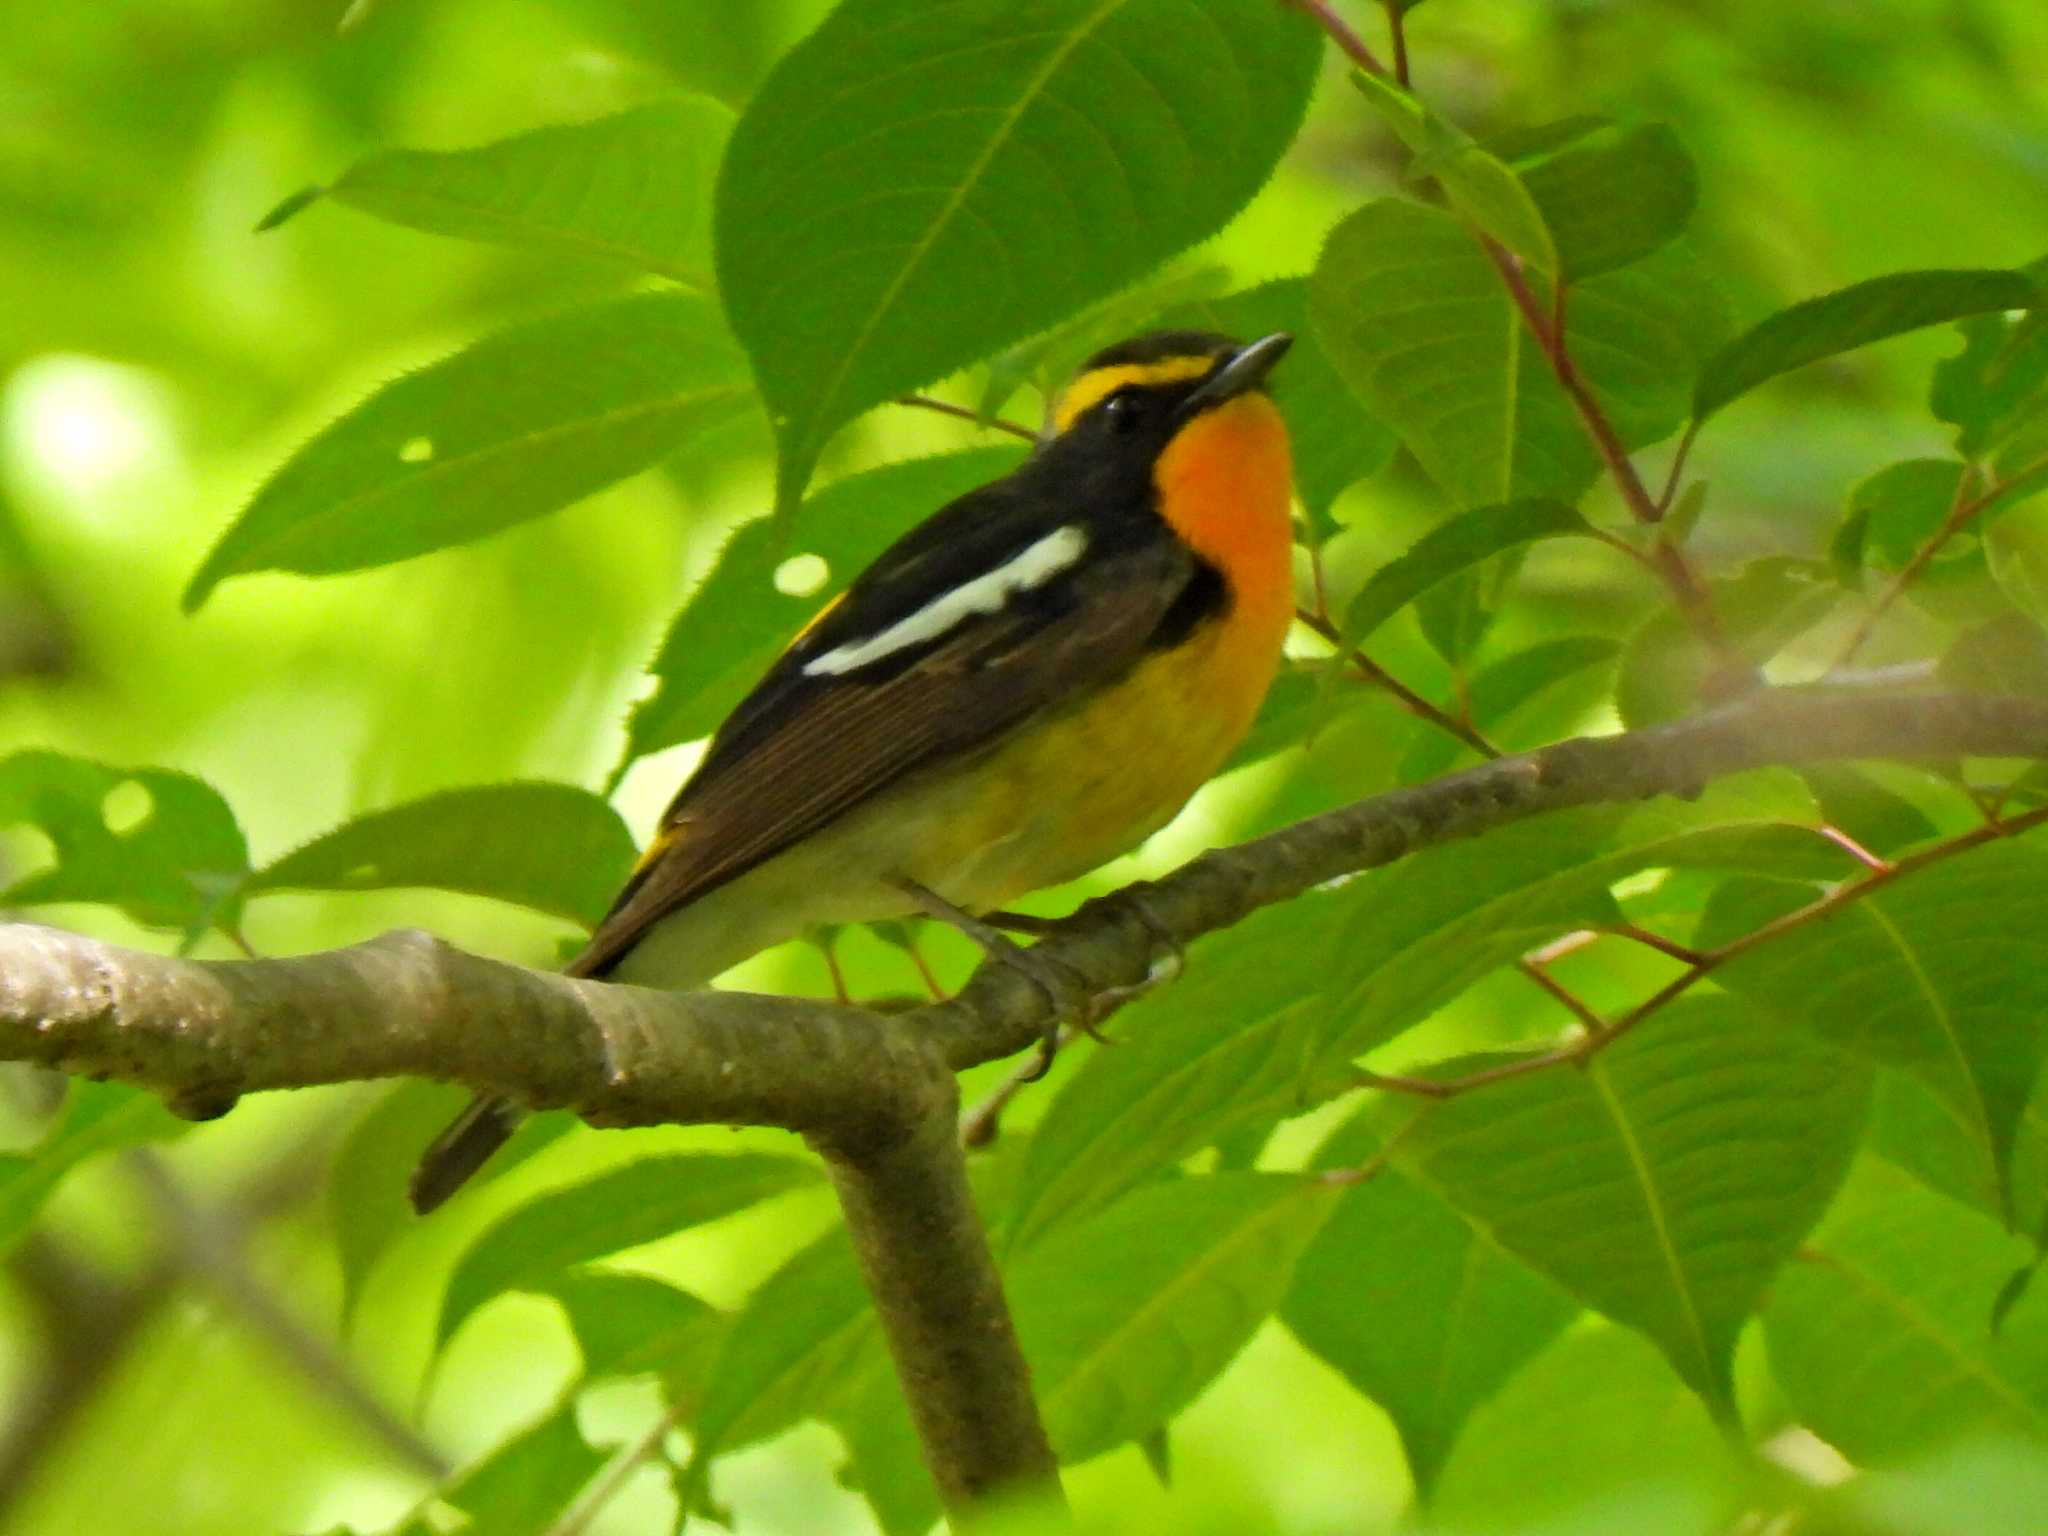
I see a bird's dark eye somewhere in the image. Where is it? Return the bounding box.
[1101,389,1146,432]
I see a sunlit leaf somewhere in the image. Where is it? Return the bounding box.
[1692,268,2038,424]
[1284,1112,1577,1493]
[437,1153,816,1349]
[1008,1173,1339,1462]
[0,1082,187,1253]
[1389,997,1871,1415]
[531,1268,725,1389]
[1765,1160,2048,1461]
[250,782,636,928]
[0,750,247,934]
[428,1404,604,1536]
[184,292,752,607]
[717,0,1320,512]
[269,98,734,286]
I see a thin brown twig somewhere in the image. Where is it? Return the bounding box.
[1382,0,1412,86]
[1596,922,1707,968]
[1831,452,2048,671]
[1279,0,1392,76]
[1655,422,1703,517]
[896,394,1037,443]
[1812,824,1894,874]
[1515,957,1609,1035]
[1295,607,1502,758]
[542,1400,688,1536]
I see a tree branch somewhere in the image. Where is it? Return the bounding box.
[6,686,2048,1516]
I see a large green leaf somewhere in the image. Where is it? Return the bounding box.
[1283,1111,1577,1494]
[1708,840,2048,1216]
[1007,1173,1339,1463]
[0,750,248,934]
[1311,201,1722,508]
[417,1404,604,1536]
[1692,268,2038,424]
[0,1083,187,1253]
[1765,1160,2048,1461]
[682,1229,875,1498]
[436,1153,816,1349]
[1389,996,1870,1415]
[266,97,734,286]
[716,0,1320,512]
[1340,498,1592,641]
[184,292,752,607]
[1517,122,1697,282]
[249,782,636,929]
[1933,307,2048,459]
[619,448,1023,776]
[531,1268,725,1389]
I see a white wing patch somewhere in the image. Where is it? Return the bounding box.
[802,525,1089,678]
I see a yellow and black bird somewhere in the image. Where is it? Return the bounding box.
[410,329,1296,1212]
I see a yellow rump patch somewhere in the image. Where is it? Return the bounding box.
[1050,355,1216,435]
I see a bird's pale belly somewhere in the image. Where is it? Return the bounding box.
[607,612,1280,992]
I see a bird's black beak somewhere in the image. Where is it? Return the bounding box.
[1178,332,1292,421]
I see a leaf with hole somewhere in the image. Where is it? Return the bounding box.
[250,781,635,928]
[716,0,1320,513]
[1283,1111,1577,1493]
[617,447,1024,778]
[1387,996,1870,1415]
[0,750,247,934]
[1691,268,2038,424]
[436,1153,816,1350]
[266,97,734,286]
[184,291,753,607]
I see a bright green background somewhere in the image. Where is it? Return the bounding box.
[3,3,2048,1534]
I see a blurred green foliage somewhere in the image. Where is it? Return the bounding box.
[3,2,2048,1534]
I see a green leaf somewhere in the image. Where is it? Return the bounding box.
[1398,635,1619,781]
[1517,122,1697,282]
[1340,499,1593,641]
[1709,840,2048,1214]
[0,750,248,934]
[683,1229,874,1497]
[1426,1324,1738,1535]
[1932,293,2048,459]
[1311,202,1722,508]
[1870,1071,2048,1242]
[0,1083,187,1253]
[249,781,636,928]
[618,448,1023,775]
[830,1347,941,1536]
[531,1269,724,1389]
[1692,268,2038,424]
[1765,1160,2048,1461]
[329,1080,472,1325]
[1615,557,1837,726]
[1167,278,1396,535]
[278,98,734,286]
[436,1153,816,1349]
[1824,1440,2048,1536]
[1283,1112,1577,1494]
[1007,1173,1340,1462]
[433,1404,605,1536]
[1004,893,1349,1252]
[184,291,753,607]
[1986,498,2048,627]
[1799,763,1940,857]
[1939,614,2048,700]
[1350,71,1557,275]
[716,0,1320,513]
[1389,996,1871,1415]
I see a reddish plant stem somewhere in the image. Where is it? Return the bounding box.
[1382,0,1411,85]
[1515,957,1608,1035]
[1280,0,1392,76]
[1363,802,2048,1105]
[1296,607,1502,758]
[1832,451,2048,671]
[897,394,1036,443]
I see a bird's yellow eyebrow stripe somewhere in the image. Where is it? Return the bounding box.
[1051,356,1216,434]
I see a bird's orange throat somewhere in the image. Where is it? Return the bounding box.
[1154,391,1296,675]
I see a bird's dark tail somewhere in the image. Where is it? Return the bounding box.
[409,1094,524,1214]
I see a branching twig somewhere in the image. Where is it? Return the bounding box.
[1294,606,1501,758]
[1280,0,1392,77]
